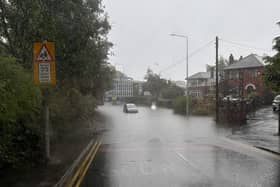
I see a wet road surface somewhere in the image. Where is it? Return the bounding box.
[230,106,280,153]
[81,104,280,187]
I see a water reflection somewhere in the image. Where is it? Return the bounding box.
[229,107,280,153]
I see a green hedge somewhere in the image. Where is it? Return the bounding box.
[0,57,42,169]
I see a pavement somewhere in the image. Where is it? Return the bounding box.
[229,106,280,154]
[77,104,280,187]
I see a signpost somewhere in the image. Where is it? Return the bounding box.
[33,41,56,160]
[34,42,56,86]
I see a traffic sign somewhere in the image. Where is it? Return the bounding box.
[33,42,56,86]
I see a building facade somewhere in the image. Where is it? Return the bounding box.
[222,54,266,97]
[188,72,215,98]
[111,77,134,98]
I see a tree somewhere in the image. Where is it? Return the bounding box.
[161,83,184,99]
[144,68,164,99]
[144,68,184,100]
[0,0,113,168]
[0,0,112,96]
[264,22,280,92]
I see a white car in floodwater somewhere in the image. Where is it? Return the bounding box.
[123,103,138,113]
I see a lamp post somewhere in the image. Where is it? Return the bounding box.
[170,34,189,117]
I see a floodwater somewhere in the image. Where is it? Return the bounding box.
[80,104,280,187]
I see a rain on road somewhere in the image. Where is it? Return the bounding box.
[81,104,280,187]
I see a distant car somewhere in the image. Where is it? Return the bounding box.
[272,95,280,111]
[222,95,240,102]
[123,103,138,113]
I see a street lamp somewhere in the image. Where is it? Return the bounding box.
[170,34,189,117]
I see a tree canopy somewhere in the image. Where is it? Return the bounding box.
[264,22,280,92]
[0,0,113,168]
[0,0,112,96]
[144,68,184,100]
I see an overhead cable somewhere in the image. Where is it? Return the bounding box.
[159,39,215,73]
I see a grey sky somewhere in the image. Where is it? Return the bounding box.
[103,0,280,81]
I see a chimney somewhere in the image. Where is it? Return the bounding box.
[229,54,234,65]
[239,56,243,61]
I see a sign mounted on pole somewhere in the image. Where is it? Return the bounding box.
[33,42,56,86]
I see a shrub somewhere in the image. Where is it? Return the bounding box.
[173,96,192,115]
[49,88,97,136]
[0,57,42,169]
[192,107,211,115]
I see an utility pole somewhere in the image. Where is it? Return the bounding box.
[186,36,189,117]
[215,36,219,122]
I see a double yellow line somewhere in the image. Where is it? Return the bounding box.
[67,138,102,187]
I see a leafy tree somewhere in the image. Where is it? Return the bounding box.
[0,0,113,168]
[161,83,184,99]
[264,22,280,92]
[0,0,112,96]
[144,68,184,100]
[144,68,165,99]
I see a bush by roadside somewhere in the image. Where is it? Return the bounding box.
[173,96,190,115]
[0,57,43,170]
[49,88,97,140]
[173,96,214,116]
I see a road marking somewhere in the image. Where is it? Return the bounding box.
[174,150,210,179]
[75,140,102,187]
[66,137,102,187]
[67,141,98,187]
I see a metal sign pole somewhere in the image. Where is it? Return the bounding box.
[278,103,280,135]
[34,41,56,160]
[42,89,50,160]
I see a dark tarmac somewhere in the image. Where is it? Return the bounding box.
[81,104,280,187]
[230,106,280,153]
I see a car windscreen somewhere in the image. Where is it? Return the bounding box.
[126,104,136,108]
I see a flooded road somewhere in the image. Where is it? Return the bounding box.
[230,106,280,153]
[81,104,280,187]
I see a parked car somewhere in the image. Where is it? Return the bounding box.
[272,95,280,111]
[222,95,241,102]
[123,103,138,113]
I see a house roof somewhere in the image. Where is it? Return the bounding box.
[188,72,211,80]
[224,54,264,70]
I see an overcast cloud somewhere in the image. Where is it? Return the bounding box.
[103,0,280,81]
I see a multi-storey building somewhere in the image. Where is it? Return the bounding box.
[223,54,266,97]
[112,77,134,98]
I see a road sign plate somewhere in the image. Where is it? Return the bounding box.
[33,42,56,86]
[36,45,53,61]
[39,63,51,82]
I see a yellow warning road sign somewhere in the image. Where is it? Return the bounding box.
[33,42,56,86]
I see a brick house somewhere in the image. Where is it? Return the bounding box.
[222,54,266,97]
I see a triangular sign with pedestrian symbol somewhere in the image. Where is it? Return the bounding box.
[36,45,53,61]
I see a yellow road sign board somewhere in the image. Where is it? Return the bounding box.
[33,42,56,86]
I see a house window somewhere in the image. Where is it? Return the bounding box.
[248,69,257,78]
[189,80,196,86]
[190,91,200,97]
[229,70,239,79]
